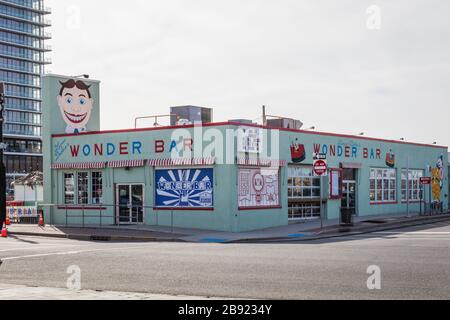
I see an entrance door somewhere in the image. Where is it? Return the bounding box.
[116,184,144,224]
[342,181,357,215]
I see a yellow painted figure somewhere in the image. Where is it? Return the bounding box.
[431,168,441,202]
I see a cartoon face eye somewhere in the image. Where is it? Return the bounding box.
[79,98,86,105]
[65,97,73,104]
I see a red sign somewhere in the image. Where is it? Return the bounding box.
[420,177,432,185]
[313,159,328,176]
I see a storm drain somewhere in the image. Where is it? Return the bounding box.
[363,220,389,224]
[90,235,112,242]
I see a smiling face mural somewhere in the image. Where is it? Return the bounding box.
[57,79,94,134]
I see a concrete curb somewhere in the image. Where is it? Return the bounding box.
[8,231,185,243]
[229,214,450,243]
[7,214,450,244]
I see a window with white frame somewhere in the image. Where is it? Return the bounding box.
[401,169,424,201]
[369,168,397,203]
[63,171,103,205]
[64,173,75,204]
[288,166,321,219]
[91,172,103,204]
[77,172,89,205]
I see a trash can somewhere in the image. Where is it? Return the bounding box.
[340,208,354,226]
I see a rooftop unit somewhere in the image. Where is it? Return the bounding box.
[229,119,255,125]
[170,106,213,126]
[266,118,303,130]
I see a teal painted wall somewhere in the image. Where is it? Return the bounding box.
[42,74,100,225]
[44,123,448,232]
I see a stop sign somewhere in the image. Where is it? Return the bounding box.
[313,159,328,176]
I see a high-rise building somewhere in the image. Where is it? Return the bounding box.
[0,0,51,195]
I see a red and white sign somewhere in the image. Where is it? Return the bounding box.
[313,153,328,176]
[238,168,280,208]
[420,177,432,185]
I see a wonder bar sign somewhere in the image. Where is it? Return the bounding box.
[313,142,383,160]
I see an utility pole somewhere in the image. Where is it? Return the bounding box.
[406,156,410,218]
[262,105,267,126]
[0,83,6,226]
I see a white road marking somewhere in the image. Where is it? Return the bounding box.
[0,244,155,262]
[374,231,450,235]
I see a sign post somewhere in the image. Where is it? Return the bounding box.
[0,83,6,227]
[420,177,432,216]
[313,153,328,231]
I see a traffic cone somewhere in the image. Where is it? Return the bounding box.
[1,223,7,238]
[5,215,10,226]
[38,212,45,227]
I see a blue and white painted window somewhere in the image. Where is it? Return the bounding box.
[155,168,214,208]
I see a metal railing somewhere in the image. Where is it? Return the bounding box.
[36,203,191,233]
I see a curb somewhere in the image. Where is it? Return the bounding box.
[229,214,450,243]
[7,231,185,243]
[7,214,450,244]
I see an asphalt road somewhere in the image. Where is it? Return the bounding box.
[1,221,450,300]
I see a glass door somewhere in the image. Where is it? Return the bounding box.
[342,181,357,215]
[131,185,144,224]
[116,184,144,224]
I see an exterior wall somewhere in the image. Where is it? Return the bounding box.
[42,74,101,225]
[14,185,43,202]
[44,122,448,232]
[279,130,449,219]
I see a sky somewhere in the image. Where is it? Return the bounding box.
[46,0,450,147]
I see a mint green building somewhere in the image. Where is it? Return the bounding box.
[42,75,449,232]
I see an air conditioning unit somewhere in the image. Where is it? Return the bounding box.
[170,106,213,126]
[267,118,303,130]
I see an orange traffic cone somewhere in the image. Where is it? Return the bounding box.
[38,212,45,227]
[5,215,10,226]
[1,222,7,238]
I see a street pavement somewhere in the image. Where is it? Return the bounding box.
[1,221,450,300]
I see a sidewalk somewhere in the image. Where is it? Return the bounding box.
[0,283,228,300]
[5,212,450,243]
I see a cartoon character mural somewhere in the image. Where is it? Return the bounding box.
[431,155,445,202]
[290,138,306,163]
[57,79,94,134]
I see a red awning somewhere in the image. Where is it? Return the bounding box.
[108,159,145,168]
[51,162,106,170]
[148,157,216,167]
[237,158,287,167]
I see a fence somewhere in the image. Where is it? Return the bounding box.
[35,204,185,233]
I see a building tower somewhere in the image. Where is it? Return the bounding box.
[0,0,51,196]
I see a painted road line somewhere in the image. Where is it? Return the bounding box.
[374,231,450,235]
[0,244,165,262]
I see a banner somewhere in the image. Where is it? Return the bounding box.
[155,168,214,208]
[238,168,280,208]
[7,206,39,218]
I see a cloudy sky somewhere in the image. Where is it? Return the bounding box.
[46,0,450,147]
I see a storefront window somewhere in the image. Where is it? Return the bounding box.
[91,172,103,204]
[77,172,89,205]
[288,166,321,219]
[63,171,104,205]
[370,168,396,203]
[401,169,424,201]
[64,173,75,204]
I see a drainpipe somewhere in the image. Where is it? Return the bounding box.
[406,157,410,218]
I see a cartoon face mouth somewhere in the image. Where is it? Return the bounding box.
[64,111,88,124]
